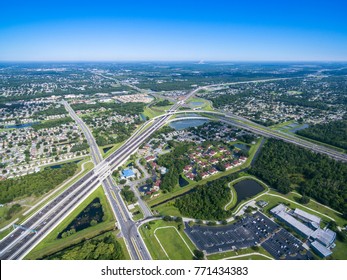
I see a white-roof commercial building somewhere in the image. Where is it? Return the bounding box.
[270,204,336,258]
[271,204,314,238]
[311,241,332,258]
[293,208,321,225]
[311,228,336,247]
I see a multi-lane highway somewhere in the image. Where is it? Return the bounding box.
[1,79,346,260]
[64,101,151,260]
[162,110,347,162]
[0,95,177,260]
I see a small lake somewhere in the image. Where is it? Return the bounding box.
[103,146,113,154]
[139,113,147,121]
[5,122,39,129]
[233,143,250,151]
[58,198,104,238]
[233,179,264,205]
[169,119,208,130]
[290,123,309,133]
[179,175,189,187]
[189,101,204,107]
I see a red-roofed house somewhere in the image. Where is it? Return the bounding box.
[145,155,155,162]
[186,173,195,180]
[183,165,193,173]
[225,163,233,170]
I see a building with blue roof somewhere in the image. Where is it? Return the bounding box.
[122,168,135,179]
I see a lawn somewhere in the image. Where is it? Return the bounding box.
[130,205,144,221]
[207,246,272,260]
[230,254,272,260]
[154,226,194,260]
[117,235,131,260]
[143,107,163,119]
[224,183,238,210]
[140,219,196,260]
[25,185,117,259]
[101,142,124,159]
[153,202,181,217]
[328,239,347,260]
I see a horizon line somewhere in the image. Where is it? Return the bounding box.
[1,60,347,63]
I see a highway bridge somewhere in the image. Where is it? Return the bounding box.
[63,101,151,260]
[0,92,184,260]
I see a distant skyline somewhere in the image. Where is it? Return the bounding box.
[1,0,347,61]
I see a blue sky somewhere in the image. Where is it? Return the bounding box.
[0,0,346,61]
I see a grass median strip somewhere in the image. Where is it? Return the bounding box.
[24,186,118,259]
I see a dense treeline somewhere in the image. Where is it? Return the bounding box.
[4,204,22,220]
[250,139,347,216]
[70,142,89,152]
[155,100,172,106]
[34,106,67,116]
[157,142,191,192]
[71,102,145,115]
[0,163,78,203]
[46,232,125,260]
[121,186,137,203]
[32,117,73,130]
[296,120,347,150]
[174,180,232,220]
[210,92,253,108]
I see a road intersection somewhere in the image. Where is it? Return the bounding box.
[0,81,346,260]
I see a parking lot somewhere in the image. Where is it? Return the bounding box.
[262,229,313,260]
[184,212,279,254]
[185,212,312,259]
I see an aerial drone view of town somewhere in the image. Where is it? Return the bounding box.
[0,62,346,261]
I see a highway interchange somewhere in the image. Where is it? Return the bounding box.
[0,80,346,260]
[0,89,183,260]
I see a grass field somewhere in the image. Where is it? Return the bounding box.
[328,239,347,260]
[154,226,194,260]
[143,107,165,119]
[229,254,272,260]
[153,202,181,217]
[25,186,118,259]
[130,205,144,221]
[140,219,197,260]
[207,246,272,260]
